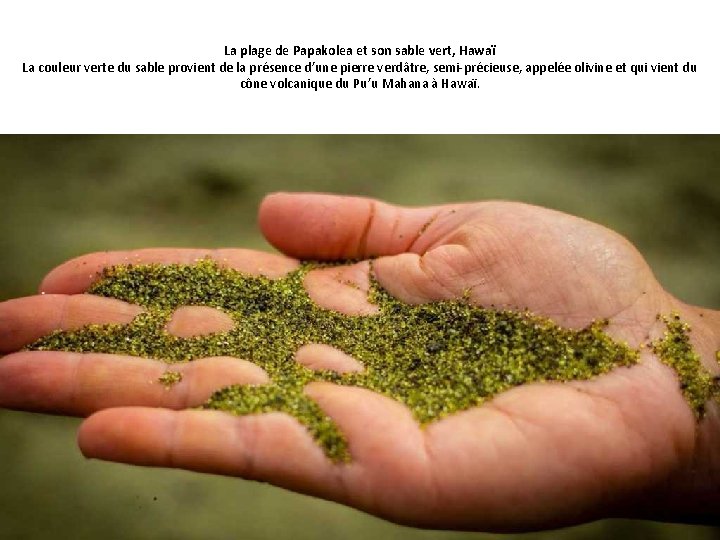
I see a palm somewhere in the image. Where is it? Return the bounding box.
[0,194,712,530]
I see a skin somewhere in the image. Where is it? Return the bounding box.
[0,192,719,531]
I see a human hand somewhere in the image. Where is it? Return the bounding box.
[1,193,719,531]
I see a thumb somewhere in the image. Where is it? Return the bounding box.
[258,192,454,260]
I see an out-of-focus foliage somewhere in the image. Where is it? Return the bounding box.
[0,135,718,539]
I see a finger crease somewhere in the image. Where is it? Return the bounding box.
[421,431,443,512]
[235,416,259,479]
[417,254,456,298]
[177,365,193,408]
[57,295,71,331]
[407,210,442,253]
[166,413,182,469]
[67,352,83,410]
[356,200,377,257]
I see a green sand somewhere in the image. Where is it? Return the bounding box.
[25,261,718,462]
[158,370,183,388]
[651,314,719,417]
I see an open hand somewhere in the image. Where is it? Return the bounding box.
[1,193,719,531]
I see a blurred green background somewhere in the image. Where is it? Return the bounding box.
[0,135,718,539]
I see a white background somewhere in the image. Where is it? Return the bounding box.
[1,0,718,133]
